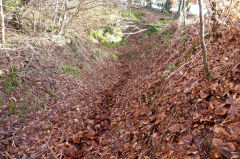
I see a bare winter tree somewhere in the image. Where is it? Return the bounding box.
[198,0,211,80]
[0,0,5,44]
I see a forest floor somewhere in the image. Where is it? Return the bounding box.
[0,7,240,159]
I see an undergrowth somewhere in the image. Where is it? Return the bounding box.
[118,8,145,21]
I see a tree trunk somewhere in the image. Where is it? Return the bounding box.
[53,0,59,28]
[198,0,211,80]
[59,0,68,35]
[146,0,152,9]
[0,0,5,44]
[162,0,172,13]
[183,0,186,26]
[211,1,220,41]
[174,0,183,20]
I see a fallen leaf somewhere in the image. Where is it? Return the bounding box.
[215,107,228,115]
[182,134,192,145]
[212,138,236,152]
[212,138,224,148]
[192,154,200,159]
[219,149,232,158]
[213,126,230,137]
[87,126,96,136]
[168,124,181,133]
[210,83,218,91]
[199,91,208,99]
[228,103,239,122]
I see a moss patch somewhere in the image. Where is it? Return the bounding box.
[88,26,126,48]
[118,8,145,21]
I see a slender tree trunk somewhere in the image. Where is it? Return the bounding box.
[183,0,186,26]
[0,0,6,44]
[174,0,183,19]
[174,0,184,29]
[179,0,183,27]
[198,0,211,80]
[211,1,220,41]
[58,1,66,27]
[59,0,68,35]
[53,0,59,28]
[162,0,172,13]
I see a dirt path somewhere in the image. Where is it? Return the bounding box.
[1,8,171,158]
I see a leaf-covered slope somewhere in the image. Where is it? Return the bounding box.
[1,7,240,159]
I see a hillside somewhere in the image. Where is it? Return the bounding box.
[0,1,240,159]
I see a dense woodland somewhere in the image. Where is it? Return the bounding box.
[0,0,240,158]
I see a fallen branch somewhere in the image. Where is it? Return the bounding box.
[124,28,148,35]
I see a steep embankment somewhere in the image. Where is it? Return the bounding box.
[1,7,240,159]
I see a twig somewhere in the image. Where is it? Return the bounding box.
[166,60,193,79]
[182,37,212,77]
[232,62,240,71]
[222,0,234,24]
[0,136,17,143]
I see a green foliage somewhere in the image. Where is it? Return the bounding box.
[167,64,175,70]
[147,45,153,52]
[148,19,170,26]
[130,8,145,19]
[115,126,121,132]
[4,82,12,93]
[191,43,197,54]
[0,92,3,107]
[175,61,180,67]
[178,34,188,48]
[128,51,135,58]
[117,53,123,58]
[162,35,169,42]
[49,93,57,99]
[105,51,118,60]
[41,94,46,99]
[162,28,175,42]
[91,52,100,60]
[102,38,127,48]
[8,100,16,116]
[148,25,161,32]
[161,18,170,25]
[141,94,146,103]
[103,26,114,34]
[1,65,19,94]
[140,25,161,38]
[61,63,79,76]
[7,0,24,11]
[88,27,126,48]
[140,53,146,59]
[68,45,77,52]
[151,97,156,105]
[186,43,197,59]
[39,103,46,111]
